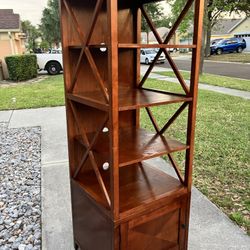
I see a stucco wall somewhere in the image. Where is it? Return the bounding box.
[211,34,233,40]
[0,31,26,79]
[0,40,12,58]
[0,39,12,79]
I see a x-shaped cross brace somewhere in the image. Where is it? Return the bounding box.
[139,0,195,96]
[62,0,109,102]
[69,101,111,207]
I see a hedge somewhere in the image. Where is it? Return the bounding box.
[5,54,37,81]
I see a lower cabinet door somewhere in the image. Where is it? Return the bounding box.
[121,201,187,250]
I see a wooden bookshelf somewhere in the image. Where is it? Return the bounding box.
[60,0,204,249]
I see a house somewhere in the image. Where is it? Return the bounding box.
[0,9,26,79]
[212,17,250,51]
[231,17,250,52]
[141,27,177,44]
[211,19,241,40]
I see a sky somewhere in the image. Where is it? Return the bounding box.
[0,0,171,26]
[0,0,47,26]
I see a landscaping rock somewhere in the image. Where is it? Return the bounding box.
[0,123,41,249]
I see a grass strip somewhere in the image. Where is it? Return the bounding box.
[155,70,250,92]
[0,75,65,110]
[208,53,250,64]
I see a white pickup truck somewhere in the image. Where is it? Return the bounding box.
[36,49,63,75]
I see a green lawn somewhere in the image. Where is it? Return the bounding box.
[0,75,65,110]
[155,70,250,92]
[0,76,249,233]
[208,53,250,63]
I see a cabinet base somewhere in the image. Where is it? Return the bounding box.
[71,181,189,250]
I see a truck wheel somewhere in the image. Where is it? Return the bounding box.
[145,58,149,65]
[237,46,243,53]
[47,62,61,75]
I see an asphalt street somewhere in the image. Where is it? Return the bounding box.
[159,58,250,80]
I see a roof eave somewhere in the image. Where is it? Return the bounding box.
[0,29,21,32]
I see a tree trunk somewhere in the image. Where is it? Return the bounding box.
[146,30,149,44]
[199,0,208,75]
[205,12,212,57]
[199,27,206,75]
[32,40,36,51]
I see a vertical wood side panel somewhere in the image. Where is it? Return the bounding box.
[185,0,205,189]
[185,0,205,248]
[135,6,141,128]
[136,6,141,87]
[107,0,119,220]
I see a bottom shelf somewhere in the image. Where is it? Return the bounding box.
[74,161,187,217]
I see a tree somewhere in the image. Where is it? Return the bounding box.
[141,3,165,43]
[21,20,40,51]
[40,40,50,51]
[169,0,194,34]
[40,0,61,47]
[157,17,173,30]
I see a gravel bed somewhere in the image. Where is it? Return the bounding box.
[0,123,41,250]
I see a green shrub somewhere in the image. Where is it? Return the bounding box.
[5,54,37,81]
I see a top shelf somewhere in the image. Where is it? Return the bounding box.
[118,0,169,9]
[69,44,196,50]
[118,44,196,49]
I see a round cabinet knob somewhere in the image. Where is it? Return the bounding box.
[102,162,110,171]
[102,127,109,133]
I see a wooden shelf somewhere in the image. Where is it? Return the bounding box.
[67,93,109,111]
[67,87,192,111]
[69,44,196,50]
[69,44,107,50]
[118,87,192,111]
[118,44,196,49]
[75,162,187,216]
[76,127,189,167]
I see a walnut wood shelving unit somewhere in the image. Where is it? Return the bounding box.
[60,0,204,249]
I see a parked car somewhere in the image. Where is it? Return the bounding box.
[36,51,63,75]
[210,38,246,55]
[154,48,177,53]
[140,49,166,64]
[210,38,223,46]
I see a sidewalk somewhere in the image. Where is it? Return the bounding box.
[141,65,250,100]
[0,107,249,250]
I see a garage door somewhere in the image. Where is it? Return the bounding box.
[243,37,250,52]
[235,34,250,52]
